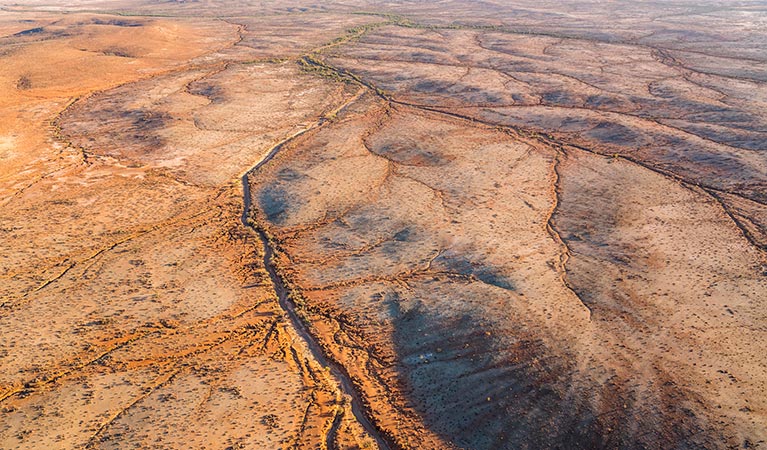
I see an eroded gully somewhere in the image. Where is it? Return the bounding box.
[239,93,393,450]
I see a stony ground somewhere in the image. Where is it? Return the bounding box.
[1,1,765,449]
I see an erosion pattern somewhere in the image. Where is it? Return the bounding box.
[0,0,765,449]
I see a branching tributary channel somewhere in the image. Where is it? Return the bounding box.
[240,109,393,450]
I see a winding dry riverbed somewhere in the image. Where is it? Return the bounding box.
[239,89,392,450]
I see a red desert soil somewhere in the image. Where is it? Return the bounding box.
[0,1,765,449]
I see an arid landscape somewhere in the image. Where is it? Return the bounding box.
[0,0,765,449]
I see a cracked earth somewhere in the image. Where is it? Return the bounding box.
[1,0,766,449]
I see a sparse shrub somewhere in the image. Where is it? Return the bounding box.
[261,413,279,429]
[16,75,31,90]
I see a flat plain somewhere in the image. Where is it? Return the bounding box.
[0,0,765,449]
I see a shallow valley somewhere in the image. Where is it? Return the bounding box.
[0,1,765,449]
